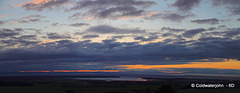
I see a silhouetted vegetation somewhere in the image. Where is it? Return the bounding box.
[0,76,239,93]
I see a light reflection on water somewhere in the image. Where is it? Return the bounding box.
[74,77,147,81]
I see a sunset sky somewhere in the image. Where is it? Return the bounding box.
[0,0,240,76]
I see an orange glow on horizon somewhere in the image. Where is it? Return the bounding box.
[118,59,240,70]
[19,70,124,73]
[136,78,147,81]
[52,70,124,72]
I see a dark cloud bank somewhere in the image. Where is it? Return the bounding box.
[1,36,240,65]
[1,27,240,62]
[0,26,240,72]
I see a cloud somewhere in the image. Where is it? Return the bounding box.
[0,28,39,47]
[162,33,177,37]
[0,28,22,38]
[1,36,240,64]
[211,0,240,15]
[25,28,42,32]
[145,12,194,22]
[111,36,125,39]
[93,6,156,20]
[1,27,240,73]
[1,26,240,72]
[86,25,146,34]
[182,28,206,38]
[82,34,99,39]
[10,35,37,40]
[161,27,185,32]
[237,18,240,22]
[224,28,240,37]
[192,39,240,60]
[69,23,89,27]
[67,0,156,20]
[161,33,184,41]
[21,14,46,19]
[0,14,46,25]
[198,37,231,42]
[19,0,71,11]
[51,23,59,26]
[0,20,5,25]
[47,33,71,39]
[13,0,51,7]
[18,14,46,23]
[172,0,202,12]
[0,28,42,48]
[68,12,81,20]
[20,35,37,40]
[203,27,240,38]
[134,36,158,41]
[51,23,68,26]
[1,39,39,47]
[68,0,155,11]
[191,18,219,25]
[0,40,102,62]
[102,39,117,44]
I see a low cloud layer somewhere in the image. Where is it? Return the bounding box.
[191,18,219,25]
[86,25,146,34]
[0,28,21,38]
[182,28,206,38]
[1,34,240,65]
[0,26,240,72]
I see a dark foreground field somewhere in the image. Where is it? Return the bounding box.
[0,76,240,93]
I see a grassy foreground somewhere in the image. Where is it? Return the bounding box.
[0,76,240,93]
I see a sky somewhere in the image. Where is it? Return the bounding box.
[0,0,240,76]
